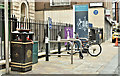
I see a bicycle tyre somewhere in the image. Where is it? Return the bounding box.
[88,44,102,57]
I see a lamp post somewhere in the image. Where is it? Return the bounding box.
[4,0,9,74]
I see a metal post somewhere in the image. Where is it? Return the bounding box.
[4,0,9,74]
[46,43,49,61]
[115,2,117,21]
[71,45,73,64]
[0,8,3,60]
[67,41,73,64]
[46,21,49,61]
[58,42,61,57]
[48,17,50,53]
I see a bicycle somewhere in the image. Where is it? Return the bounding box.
[66,32,102,59]
[79,38,102,57]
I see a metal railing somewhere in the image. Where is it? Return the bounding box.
[0,16,73,60]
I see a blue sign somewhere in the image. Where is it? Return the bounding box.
[75,5,88,38]
[88,23,93,28]
[48,17,52,29]
[75,5,88,12]
[93,10,98,15]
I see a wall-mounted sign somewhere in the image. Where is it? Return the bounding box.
[48,17,52,29]
[74,5,88,38]
[88,23,93,28]
[75,5,88,12]
[105,9,110,16]
[93,10,98,15]
[90,2,103,7]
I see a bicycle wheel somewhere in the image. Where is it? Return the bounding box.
[88,44,102,57]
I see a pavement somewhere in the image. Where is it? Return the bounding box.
[0,41,118,75]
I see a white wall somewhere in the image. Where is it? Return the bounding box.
[88,8,105,40]
[105,20,112,41]
[88,7,113,41]
[88,8,105,28]
[44,10,73,24]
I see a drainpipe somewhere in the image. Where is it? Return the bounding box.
[115,2,118,22]
[118,1,120,23]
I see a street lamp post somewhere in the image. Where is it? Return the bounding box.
[4,0,9,74]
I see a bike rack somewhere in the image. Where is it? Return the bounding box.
[61,38,83,53]
[46,38,83,64]
[46,40,73,64]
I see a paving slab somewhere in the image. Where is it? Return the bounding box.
[0,41,118,75]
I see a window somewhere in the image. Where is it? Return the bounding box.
[50,0,70,6]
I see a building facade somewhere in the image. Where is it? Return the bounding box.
[35,1,113,41]
[118,1,120,23]
[9,0,113,41]
[10,0,35,20]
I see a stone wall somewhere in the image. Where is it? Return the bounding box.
[10,0,35,20]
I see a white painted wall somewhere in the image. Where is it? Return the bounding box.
[88,7,113,41]
[44,10,73,24]
[88,8,105,40]
[88,8,105,28]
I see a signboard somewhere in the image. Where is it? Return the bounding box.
[64,27,73,45]
[75,5,88,12]
[74,5,88,38]
[93,10,98,15]
[90,2,103,7]
[48,17,52,29]
[88,23,93,28]
[105,9,110,16]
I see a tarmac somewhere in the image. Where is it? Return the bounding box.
[0,41,118,75]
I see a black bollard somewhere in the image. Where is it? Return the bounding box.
[58,42,61,57]
[46,43,49,61]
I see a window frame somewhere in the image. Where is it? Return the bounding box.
[50,0,71,6]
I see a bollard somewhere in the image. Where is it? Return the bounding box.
[45,37,49,61]
[58,42,61,57]
[46,43,49,61]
